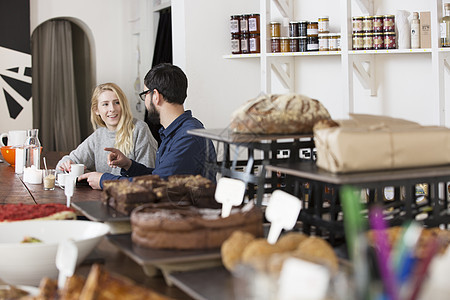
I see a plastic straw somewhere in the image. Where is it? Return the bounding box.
[369,206,398,300]
[43,157,48,171]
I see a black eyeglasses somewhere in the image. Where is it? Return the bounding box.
[139,89,151,101]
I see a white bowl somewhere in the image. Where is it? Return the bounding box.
[0,220,110,286]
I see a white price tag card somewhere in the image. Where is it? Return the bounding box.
[266,190,301,244]
[215,177,246,218]
[278,257,330,300]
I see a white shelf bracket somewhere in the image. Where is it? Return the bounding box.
[444,53,450,74]
[353,55,377,96]
[270,60,294,92]
[353,0,373,15]
[272,0,294,20]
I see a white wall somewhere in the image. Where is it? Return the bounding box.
[172,0,261,129]
[173,0,450,128]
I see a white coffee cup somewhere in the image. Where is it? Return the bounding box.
[57,173,69,187]
[0,130,27,147]
[70,164,85,177]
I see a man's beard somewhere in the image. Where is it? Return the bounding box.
[147,99,160,124]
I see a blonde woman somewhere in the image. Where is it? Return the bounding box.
[56,83,157,175]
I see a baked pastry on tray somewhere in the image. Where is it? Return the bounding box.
[131,202,263,250]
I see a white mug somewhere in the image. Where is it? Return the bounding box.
[70,164,85,177]
[0,130,27,147]
[57,173,69,187]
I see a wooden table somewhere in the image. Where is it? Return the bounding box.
[0,151,193,299]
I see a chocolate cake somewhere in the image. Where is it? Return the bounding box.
[102,174,220,215]
[102,180,156,215]
[130,202,263,250]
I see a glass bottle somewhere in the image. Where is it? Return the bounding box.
[411,12,420,49]
[440,3,450,47]
[24,129,41,169]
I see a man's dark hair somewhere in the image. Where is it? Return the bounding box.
[144,63,188,105]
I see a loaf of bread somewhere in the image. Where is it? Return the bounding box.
[230,94,332,134]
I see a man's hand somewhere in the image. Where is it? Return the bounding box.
[77,172,103,190]
[105,147,132,170]
[59,159,74,172]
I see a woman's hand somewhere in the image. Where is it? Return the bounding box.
[59,159,74,173]
[105,147,132,170]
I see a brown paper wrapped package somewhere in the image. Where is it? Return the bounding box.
[314,114,450,173]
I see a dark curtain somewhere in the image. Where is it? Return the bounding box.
[146,7,172,146]
[31,19,92,152]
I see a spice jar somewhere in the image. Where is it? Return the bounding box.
[384,32,396,49]
[298,21,308,37]
[383,15,395,32]
[299,36,307,52]
[373,32,384,49]
[373,15,384,32]
[230,15,241,34]
[318,16,329,33]
[352,16,363,33]
[307,22,319,37]
[363,32,373,50]
[249,34,260,53]
[271,37,281,52]
[329,34,339,50]
[289,21,299,37]
[363,16,374,32]
[289,37,299,52]
[318,33,329,51]
[307,36,319,51]
[231,34,241,54]
[248,14,260,34]
[240,33,250,53]
[280,37,290,52]
[352,33,364,50]
[240,15,249,34]
[270,22,281,37]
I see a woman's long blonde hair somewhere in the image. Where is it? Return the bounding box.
[90,83,135,156]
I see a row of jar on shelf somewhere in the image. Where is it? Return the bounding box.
[230,32,400,54]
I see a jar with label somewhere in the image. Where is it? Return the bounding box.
[289,37,299,52]
[231,34,241,54]
[373,15,384,32]
[299,36,307,52]
[270,22,281,37]
[230,15,241,34]
[318,16,329,33]
[383,15,395,32]
[336,34,341,50]
[240,33,250,53]
[298,21,308,37]
[271,37,281,52]
[384,32,396,49]
[280,37,290,52]
[352,16,363,33]
[363,16,374,32]
[363,32,373,50]
[373,32,384,49]
[352,33,364,50]
[248,14,260,34]
[329,34,338,50]
[240,15,249,34]
[307,22,319,37]
[307,36,319,51]
[289,21,299,37]
[249,34,260,53]
[318,33,329,51]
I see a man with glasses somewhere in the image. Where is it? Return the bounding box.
[78,63,217,189]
